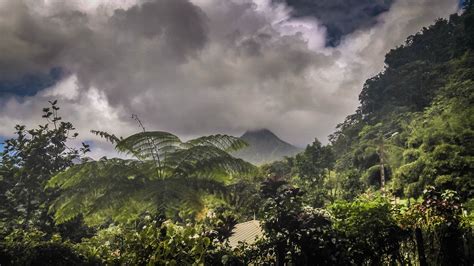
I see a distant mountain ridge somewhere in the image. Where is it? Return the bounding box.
[232,129,302,165]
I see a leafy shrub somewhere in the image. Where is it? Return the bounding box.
[75,217,212,265]
[0,227,91,265]
[330,194,409,265]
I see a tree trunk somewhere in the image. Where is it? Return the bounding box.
[276,245,286,266]
[415,227,427,266]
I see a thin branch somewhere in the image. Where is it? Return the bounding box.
[131,114,163,179]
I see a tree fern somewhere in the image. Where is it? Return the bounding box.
[48,130,254,225]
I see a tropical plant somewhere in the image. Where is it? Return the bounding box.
[47,118,254,225]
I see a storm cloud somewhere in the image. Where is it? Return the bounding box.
[0,0,459,156]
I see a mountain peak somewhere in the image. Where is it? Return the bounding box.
[241,128,278,139]
[234,128,302,165]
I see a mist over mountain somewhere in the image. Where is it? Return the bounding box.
[232,129,302,165]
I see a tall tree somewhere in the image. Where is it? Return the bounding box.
[0,101,89,234]
[293,139,335,206]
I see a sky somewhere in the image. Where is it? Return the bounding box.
[0,0,459,158]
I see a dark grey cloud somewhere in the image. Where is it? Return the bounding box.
[110,0,208,59]
[0,1,92,96]
[0,1,76,79]
[275,0,394,46]
[68,0,209,107]
[0,0,208,98]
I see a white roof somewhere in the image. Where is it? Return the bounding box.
[228,220,263,248]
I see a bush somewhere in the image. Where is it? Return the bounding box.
[330,194,409,265]
[74,217,212,265]
[0,228,92,265]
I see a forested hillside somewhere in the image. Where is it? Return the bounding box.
[327,7,474,201]
[0,3,473,266]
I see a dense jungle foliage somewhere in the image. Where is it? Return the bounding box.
[1,3,473,266]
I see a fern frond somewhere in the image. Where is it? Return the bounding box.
[166,145,254,178]
[185,134,248,152]
[91,130,121,144]
[49,131,254,225]
[48,158,155,224]
[116,131,182,161]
